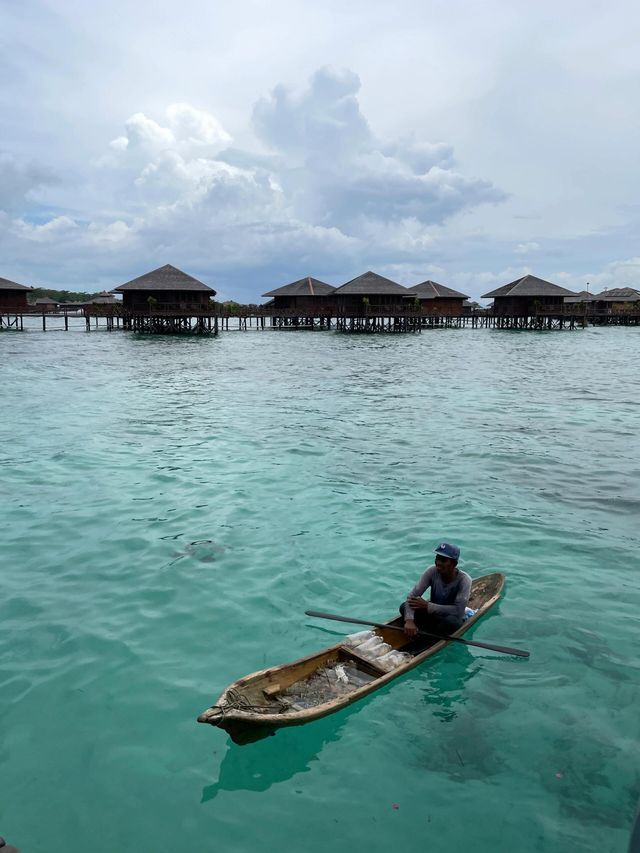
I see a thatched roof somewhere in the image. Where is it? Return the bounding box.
[565,290,596,303]
[114,264,215,294]
[91,294,119,304]
[594,287,640,301]
[482,275,575,299]
[262,276,335,297]
[463,299,482,308]
[407,280,468,299]
[334,270,413,295]
[35,297,57,304]
[0,276,32,291]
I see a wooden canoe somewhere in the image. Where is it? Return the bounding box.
[198,572,505,743]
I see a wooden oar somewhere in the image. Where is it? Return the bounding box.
[305,610,530,658]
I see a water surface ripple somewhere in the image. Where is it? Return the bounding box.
[1,327,639,853]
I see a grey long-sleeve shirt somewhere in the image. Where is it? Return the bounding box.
[404,566,472,622]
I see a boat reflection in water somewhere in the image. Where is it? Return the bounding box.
[201,703,360,802]
[201,642,487,803]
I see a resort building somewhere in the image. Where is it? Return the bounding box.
[262,277,335,312]
[90,291,120,306]
[592,287,640,312]
[34,297,58,312]
[332,271,414,313]
[113,264,216,313]
[564,290,595,305]
[0,276,32,311]
[405,280,468,315]
[482,275,576,315]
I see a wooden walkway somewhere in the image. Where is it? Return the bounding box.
[2,305,639,334]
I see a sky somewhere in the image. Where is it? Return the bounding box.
[1,0,639,302]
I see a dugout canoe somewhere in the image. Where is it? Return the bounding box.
[198,572,505,743]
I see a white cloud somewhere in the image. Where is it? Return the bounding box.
[2,12,639,301]
[110,104,232,160]
[553,257,640,293]
[14,215,79,243]
[86,220,132,245]
[21,65,496,291]
[166,103,232,151]
[514,241,540,254]
[113,112,175,154]
[251,68,504,230]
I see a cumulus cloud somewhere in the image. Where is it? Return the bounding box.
[110,103,231,155]
[253,67,370,159]
[87,220,132,245]
[13,215,79,243]
[2,67,507,295]
[92,68,502,253]
[252,67,504,230]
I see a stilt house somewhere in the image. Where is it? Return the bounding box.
[482,275,576,315]
[406,280,468,315]
[592,287,640,312]
[333,271,414,313]
[34,297,58,312]
[0,276,32,311]
[564,290,595,305]
[113,264,216,313]
[262,277,335,312]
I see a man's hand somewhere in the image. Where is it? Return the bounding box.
[404,619,418,637]
[408,596,429,611]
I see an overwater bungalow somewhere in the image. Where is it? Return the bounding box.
[0,276,32,311]
[592,287,640,312]
[462,299,483,315]
[262,277,335,312]
[113,264,216,313]
[333,271,414,313]
[34,297,58,312]
[90,291,120,306]
[564,290,595,305]
[482,275,576,316]
[405,280,468,315]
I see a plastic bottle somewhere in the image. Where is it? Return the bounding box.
[344,630,375,648]
[378,650,412,671]
[358,636,384,654]
[370,642,393,658]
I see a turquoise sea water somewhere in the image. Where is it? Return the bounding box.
[1,323,639,853]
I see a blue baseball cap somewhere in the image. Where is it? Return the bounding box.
[435,542,460,561]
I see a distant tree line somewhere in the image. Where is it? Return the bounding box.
[28,288,98,303]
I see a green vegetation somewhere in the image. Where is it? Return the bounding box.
[28,288,97,303]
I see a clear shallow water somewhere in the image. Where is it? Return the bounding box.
[1,324,639,853]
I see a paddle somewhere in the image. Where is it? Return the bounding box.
[305,610,530,658]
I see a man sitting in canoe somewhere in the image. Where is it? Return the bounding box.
[401,542,472,637]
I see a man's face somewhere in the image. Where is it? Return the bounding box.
[435,554,457,574]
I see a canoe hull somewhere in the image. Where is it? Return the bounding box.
[198,572,505,742]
